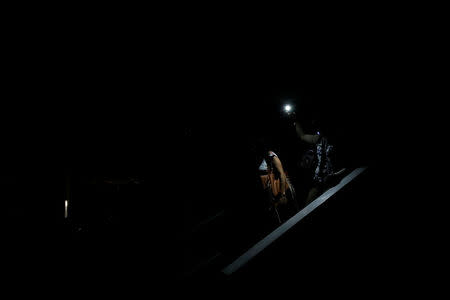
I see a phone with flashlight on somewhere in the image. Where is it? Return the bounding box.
[282,104,296,121]
[284,104,293,114]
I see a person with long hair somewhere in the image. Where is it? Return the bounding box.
[254,137,299,223]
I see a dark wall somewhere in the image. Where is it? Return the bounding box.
[2,31,395,283]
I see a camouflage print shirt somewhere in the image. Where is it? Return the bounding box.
[313,136,334,184]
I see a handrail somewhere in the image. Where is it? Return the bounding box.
[222,167,367,276]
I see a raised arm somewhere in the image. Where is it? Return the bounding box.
[295,121,320,144]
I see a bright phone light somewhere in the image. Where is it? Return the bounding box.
[284,105,292,112]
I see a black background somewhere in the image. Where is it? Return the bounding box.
[2,9,443,291]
